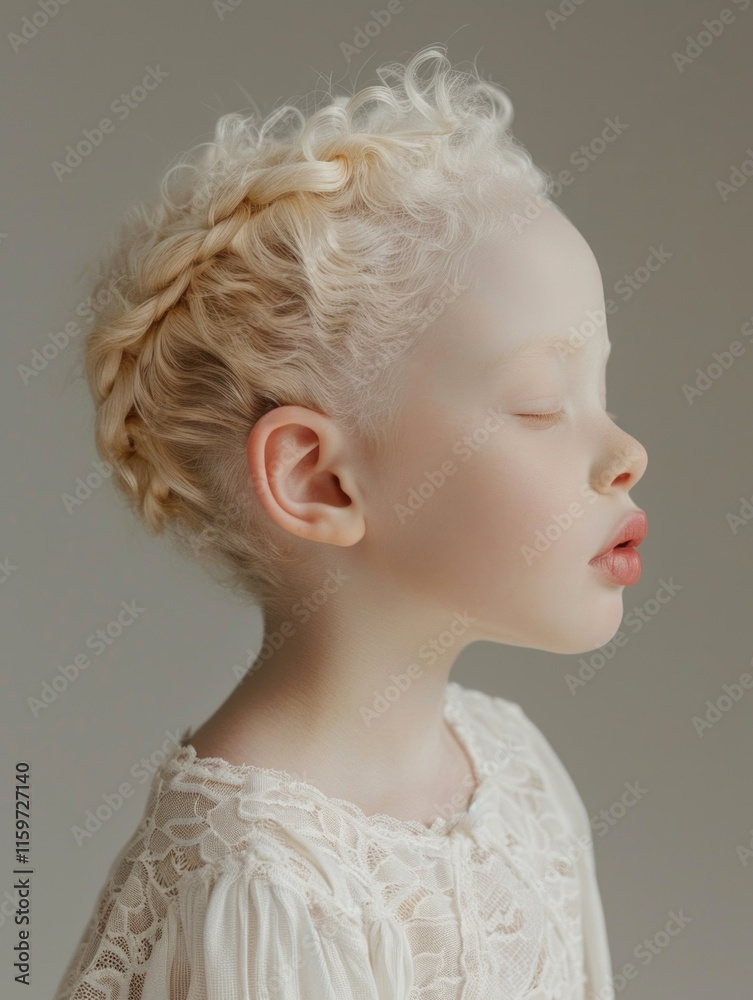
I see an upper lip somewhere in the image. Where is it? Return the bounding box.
[591,510,648,561]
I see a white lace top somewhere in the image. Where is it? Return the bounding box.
[55,681,613,1000]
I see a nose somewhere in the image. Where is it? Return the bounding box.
[592,430,648,494]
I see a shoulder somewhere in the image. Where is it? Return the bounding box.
[57,840,367,1000]
[77,738,362,914]
[450,680,591,837]
[141,739,361,898]
[56,753,366,1000]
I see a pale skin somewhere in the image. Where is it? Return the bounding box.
[187,200,649,826]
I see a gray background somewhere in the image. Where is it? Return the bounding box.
[2,1,752,997]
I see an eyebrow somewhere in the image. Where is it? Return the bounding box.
[488,334,612,371]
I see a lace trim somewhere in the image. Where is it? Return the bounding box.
[171,680,489,841]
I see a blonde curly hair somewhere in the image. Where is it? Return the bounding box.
[79,43,555,617]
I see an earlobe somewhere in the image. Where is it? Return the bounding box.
[246,405,366,546]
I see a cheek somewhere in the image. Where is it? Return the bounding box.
[380,423,543,579]
[448,443,563,577]
[404,430,591,588]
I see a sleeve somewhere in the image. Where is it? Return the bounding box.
[139,853,414,1000]
[504,701,614,1000]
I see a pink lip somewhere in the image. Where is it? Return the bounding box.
[589,510,648,586]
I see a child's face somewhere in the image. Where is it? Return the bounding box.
[365,201,648,654]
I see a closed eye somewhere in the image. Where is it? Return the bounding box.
[518,410,619,423]
[518,410,566,424]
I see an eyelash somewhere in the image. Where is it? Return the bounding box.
[518,411,565,425]
[519,410,618,423]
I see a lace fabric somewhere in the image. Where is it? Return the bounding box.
[55,681,613,1000]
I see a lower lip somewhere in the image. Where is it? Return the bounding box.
[589,545,642,586]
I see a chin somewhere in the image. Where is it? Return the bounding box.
[556,620,626,656]
[468,589,626,653]
[529,607,626,656]
[551,636,619,656]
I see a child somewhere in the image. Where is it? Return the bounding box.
[56,42,647,1000]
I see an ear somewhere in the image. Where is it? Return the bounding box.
[246,405,366,546]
